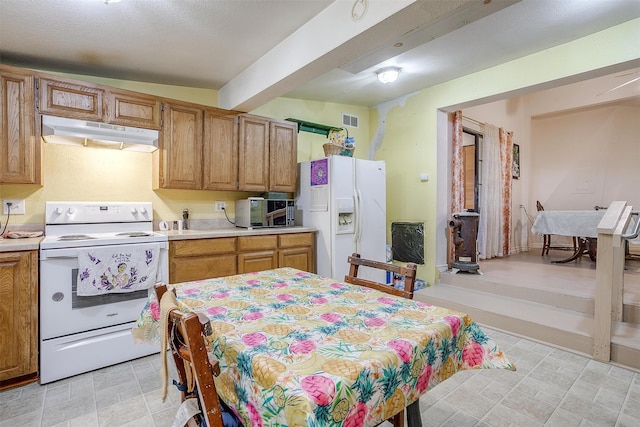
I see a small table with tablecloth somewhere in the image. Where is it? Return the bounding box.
[531,210,606,263]
[132,267,514,427]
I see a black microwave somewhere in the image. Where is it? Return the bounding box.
[265,199,295,227]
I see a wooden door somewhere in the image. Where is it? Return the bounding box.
[238,251,278,273]
[279,247,313,272]
[0,251,38,385]
[202,108,238,190]
[156,101,203,189]
[107,89,161,129]
[269,120,298,192]
[238,115,269,192]
[0,68,41,184]
[37,77,104,121]
[463,144,476,211]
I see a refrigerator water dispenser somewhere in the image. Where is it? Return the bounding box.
[336,198,354,234]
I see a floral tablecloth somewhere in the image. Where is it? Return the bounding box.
[133,268,514,427]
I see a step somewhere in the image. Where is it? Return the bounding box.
[415,283,594,355]
[440,270,594,314]
[415,283,640,371]
[440,270,640,323]
[612,321,640,370]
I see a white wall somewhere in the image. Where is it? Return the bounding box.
[531,102,640,210]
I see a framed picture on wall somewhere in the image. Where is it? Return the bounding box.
[512,144,520,179]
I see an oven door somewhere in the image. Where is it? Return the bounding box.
[39,243,168,340]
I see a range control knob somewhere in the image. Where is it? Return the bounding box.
[130,207,138,214]
[139,207,147,214]
[67,207,75,215]
[54,207,62,215]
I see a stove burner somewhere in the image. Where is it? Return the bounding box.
[58,234,97,241]
[116,232,153,238]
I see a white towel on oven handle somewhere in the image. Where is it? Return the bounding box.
[76,243,161,296]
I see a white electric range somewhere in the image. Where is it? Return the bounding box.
[39,201,168,384]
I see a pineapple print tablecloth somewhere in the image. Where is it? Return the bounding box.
[133,267,514,427]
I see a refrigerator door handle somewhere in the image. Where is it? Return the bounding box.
[354,188,363,250]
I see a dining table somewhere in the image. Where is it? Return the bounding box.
[531,210,606,263]
[132,267,514,427]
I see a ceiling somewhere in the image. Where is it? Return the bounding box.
[1,0,639,111]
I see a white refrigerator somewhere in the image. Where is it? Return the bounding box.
[296,156,387,283]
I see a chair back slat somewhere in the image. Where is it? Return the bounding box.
[344,253,418,300]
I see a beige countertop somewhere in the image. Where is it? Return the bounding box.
[160,226,317,241]
[0,227,316,250]
[0,236,43,252]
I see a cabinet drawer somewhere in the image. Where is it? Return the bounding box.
[171,237,236,257]
[237,235,277,252]
[170,254,237,283]
[279,233,314,248]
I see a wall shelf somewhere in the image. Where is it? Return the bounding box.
[285,118,342,138]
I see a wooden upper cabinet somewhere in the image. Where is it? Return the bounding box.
[203,108,239,191]
[37,77,104,121]
[106,89,161,129]
[155,101,203,189]
[269,120,298,193]
[238,114,270,192]
[0,67,41,184]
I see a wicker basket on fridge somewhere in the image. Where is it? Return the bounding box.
[323,142,344,156]
[323,128,354,157]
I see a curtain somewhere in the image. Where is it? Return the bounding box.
[450,110,464,264]
[500,128,513,256]
[476,125,513,259]
[477,124,502,259]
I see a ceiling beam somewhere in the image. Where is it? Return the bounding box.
[218,0,476,111]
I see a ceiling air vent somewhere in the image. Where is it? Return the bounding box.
[342,113,359,128]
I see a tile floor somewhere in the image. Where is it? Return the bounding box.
[1,327,639,427]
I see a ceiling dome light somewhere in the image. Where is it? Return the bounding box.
[376,67,400,84]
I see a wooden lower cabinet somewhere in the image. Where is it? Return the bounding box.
[237,235,278,273]
[238,251,278,273]
[0,251,38,389]
[169,232,315,283]
[278,233,314,272]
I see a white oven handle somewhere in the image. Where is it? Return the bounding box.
[40,241,168,260]
[40,248,79,259]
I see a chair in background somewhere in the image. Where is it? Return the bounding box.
[155,284,240,427]
[344,253,418,426]
[536,200,577,256]
[345,253,418,300]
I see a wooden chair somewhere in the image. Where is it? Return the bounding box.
[536,200,577,256]
[155,284,238,427]
[344,253,418,427]
[345,253,418,300]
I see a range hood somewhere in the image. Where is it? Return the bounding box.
[41,115,159,152]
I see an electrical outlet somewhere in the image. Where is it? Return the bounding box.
[215,201,226,212]
[3,199,26,215]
